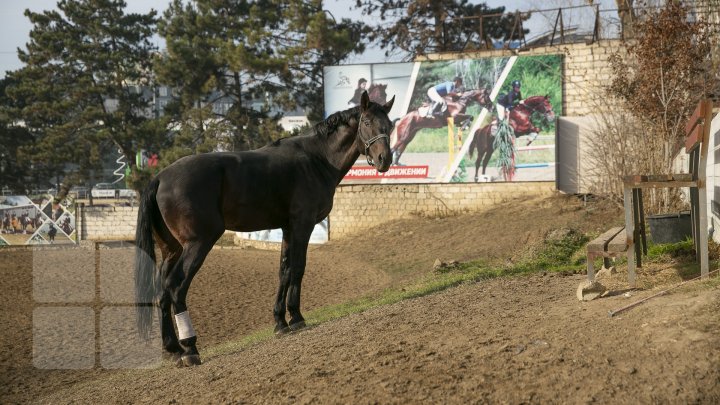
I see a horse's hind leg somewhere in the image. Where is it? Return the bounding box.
[152,223,184,359]
[159,253,183,358]
[481,139,495,177]
[167,237,219,366]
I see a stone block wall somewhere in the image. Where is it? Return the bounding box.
[329,182,554,239]
[77,204,138,241]
[77,182,554,241]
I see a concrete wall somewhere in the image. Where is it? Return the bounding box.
[77,182,555,241]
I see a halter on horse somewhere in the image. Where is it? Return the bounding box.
[135,91,395,367]
[469,95,555,182]
[391,88,492,166]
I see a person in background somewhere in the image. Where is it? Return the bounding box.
[348,78,368,106]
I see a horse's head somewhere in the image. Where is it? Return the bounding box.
[358,91,395,172]
[461,88,493,111]
[367,83,388,105]
[523,95,555,121]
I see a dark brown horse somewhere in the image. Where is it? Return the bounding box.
[368,83,387,105]
[391,89,492,165]
[135,92,395,366]
[469,95,555,182]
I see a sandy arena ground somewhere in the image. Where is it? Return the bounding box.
[1,194,718,403]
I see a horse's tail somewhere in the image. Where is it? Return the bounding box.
[135,177,161,339]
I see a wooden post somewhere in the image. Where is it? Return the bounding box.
[624,185,636,288]
[447,117,455,170]
[697,100,712,279]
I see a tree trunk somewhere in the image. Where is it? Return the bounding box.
[616,0,636,39]
[433,3,446,52]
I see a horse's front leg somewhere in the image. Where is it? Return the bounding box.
[453,114,472,128]
[393,127,421,166]
[526,126,540,146]
[273,235,291,335]
[286,223,314,332]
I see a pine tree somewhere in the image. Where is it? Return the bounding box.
[6,0,161,195]
[354,0,527,60]
[0,77,37,193]
[155,0,367,152]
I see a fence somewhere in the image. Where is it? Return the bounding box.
[438,3,719,53]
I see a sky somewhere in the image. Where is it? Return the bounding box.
[0,0,619,77]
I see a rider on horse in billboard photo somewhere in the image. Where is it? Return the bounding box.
[426,76,464,118]
[496,80,522,121]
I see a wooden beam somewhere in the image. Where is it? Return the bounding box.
[684,99,708,135]
[685,123,704,152]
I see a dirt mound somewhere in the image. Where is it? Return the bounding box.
[2,193,719,403]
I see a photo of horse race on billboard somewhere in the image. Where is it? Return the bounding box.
[323,54,562,184]
[0,195,76,245]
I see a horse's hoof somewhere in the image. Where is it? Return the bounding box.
[274,325,291,336]
[289,320,306,332]
[177,354,202,367]
[162,351,182,362]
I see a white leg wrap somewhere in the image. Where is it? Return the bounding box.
[174,311,196,340]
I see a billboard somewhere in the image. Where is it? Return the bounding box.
[0,195,76,246]
[323,54,562,184]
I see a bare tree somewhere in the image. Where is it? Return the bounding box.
[588,2,716,213]
[615,0,635,38]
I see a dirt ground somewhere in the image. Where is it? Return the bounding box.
[1,193,719,404]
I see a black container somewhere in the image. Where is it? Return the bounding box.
[647,211,692,244]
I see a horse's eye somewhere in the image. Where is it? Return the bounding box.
[363,119,371,127]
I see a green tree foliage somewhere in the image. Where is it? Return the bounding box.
[0,77,37,193]
[155,0,367,158]
[354,0,528,59]
[277,1,369,122]
[5,0,161,195]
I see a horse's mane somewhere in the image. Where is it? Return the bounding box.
[523,95,548,105]
[311,106,361,138]
[458,89,486,102]
[269,107,360,148]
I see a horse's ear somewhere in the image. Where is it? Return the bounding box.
[360,91,370,111]
[383,96,395,114]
